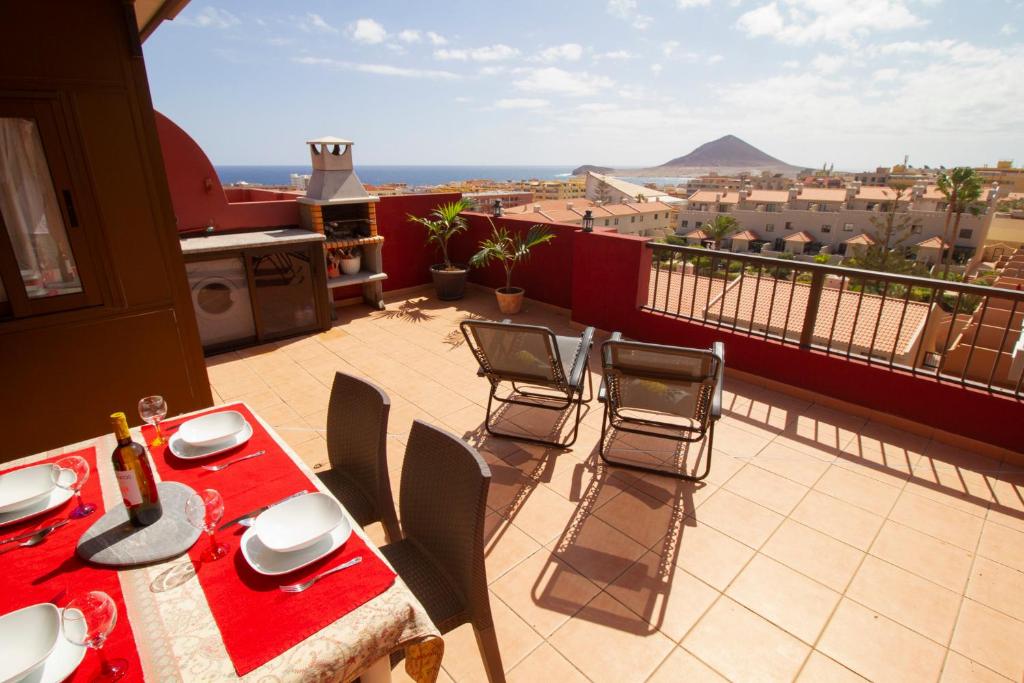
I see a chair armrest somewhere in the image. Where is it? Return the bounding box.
[609,331,623,342]
[711,341,725,420]
[597,331,621,402]
[567,326,596,389]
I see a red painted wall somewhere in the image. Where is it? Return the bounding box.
[154,111,299,232]
[571,230,1024,454]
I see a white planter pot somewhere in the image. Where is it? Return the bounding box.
[340,255,361,275]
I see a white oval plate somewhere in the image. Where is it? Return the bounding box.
[0,464,58,515]
[240,515,352,576]
[0,603,60,683]
[253,493,343,553]
[0,487,73,529]
[178,410,248,448]
[20,608,87,683]
[168,420,253,460]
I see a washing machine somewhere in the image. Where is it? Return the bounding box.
[186,257,256,351]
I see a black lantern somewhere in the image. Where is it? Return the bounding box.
[582,209,594,232]
[492,198,503,217]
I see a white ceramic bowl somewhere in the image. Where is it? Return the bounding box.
[0,464,57,515]
[0,603,60,683]
[253,492,344,553]
[178,411,248,447]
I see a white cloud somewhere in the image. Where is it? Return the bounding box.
[1000,23,1017,36]
[349,18,387,44]
[494,98,550,109]
[607,0,654,29]
[513,67,615,97]
[736,0,927,48]
[782,59,800,68]
[292,57,461,80]
[478,65,507,76]
[811,53,847,73]
[298,13,337,34]
[651,63,664,74]
[536,43,584,62]
[398,29,422,43]
[596,50,635,60]
[677,0,711,6]
[181,7,240,29]
[662,40,680,57]
[874,39,1003,64]
[426,31,447,46]
[707,54,725,64]
[873,67,900,80]
[454,96,473,103]
[435,44,519,61]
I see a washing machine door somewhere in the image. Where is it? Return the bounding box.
[187,258,256,349]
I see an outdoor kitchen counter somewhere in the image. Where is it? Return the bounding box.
[179,228,325,255]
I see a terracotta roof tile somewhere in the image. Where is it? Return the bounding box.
[916,236,950,248]
[732,230,760,241]
[843,233,876,246]
[784,231,815,242]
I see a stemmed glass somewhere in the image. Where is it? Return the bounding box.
[138,396,168,447]
[62,591,128,682]
[185,488,228,562]
[51,455,95,519]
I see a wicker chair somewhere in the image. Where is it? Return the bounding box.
[460,319,594,447]
[599,333,724,481]
[316,371,401,543]
[380,420,504,683]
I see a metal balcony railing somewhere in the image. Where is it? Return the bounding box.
[644,243,1024,396]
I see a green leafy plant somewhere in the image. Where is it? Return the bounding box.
[702,214,740,248]
[936,168,983,281]
[470,221,555,292]
[813,253,830,264]
[407,198,471,270]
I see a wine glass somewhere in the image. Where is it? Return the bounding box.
[62,591,128,682]
[138,396,168,446]
[51,455,95,519]
[185,488,228,562]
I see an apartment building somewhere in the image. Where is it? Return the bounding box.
[976,160,1024,192]
[462,190,533,212]
[584,172,681,205]
[676,182,1000,264]
[683,171,794,194]
[503,198,676,237]
[515,176,585,200]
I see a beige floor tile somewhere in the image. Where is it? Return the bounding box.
[673,520,756,591]
[549,591,675,683]
[869,520,974,592]
[727,554,840,644]
[940,652,1013,683]
[951,599,1024,681]
[977,521,1024,573]
[846,556,961,644]
[965,557,1024,622]
[682,597,810,683]
[813,465,902,516]
[762,519,865,592]
[797,651,868,682]
[790,490,884,551]
[501,482,578,546]
[491,549,601,638]
[483,513,542,584]
[710,421,773,460]
[723,464,809,515]
[604,551,719,642]
[889,490,985,550]
[506,642,588,683]
[439,595,543,683]
[693,488,784,549]
[818,599,946,682]
[593,481,687,550]
[752,442,832,487]
[549,513,648,589]
[649,647,728,682]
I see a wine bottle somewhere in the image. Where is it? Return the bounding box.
[110,411,162,527]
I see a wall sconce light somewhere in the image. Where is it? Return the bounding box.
[492,198,503,217]
[582,209,594,232]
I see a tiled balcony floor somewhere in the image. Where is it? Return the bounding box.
[206,287,1024,683]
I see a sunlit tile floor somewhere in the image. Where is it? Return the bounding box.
[206,287,1024,683]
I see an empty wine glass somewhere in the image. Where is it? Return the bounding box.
[185,488,228,562]
[138,396,168,446]
[51,455,95,519]
[62,591,128,682]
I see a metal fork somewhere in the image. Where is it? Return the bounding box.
[201,450,266,472]
[278,556,363,593]
[0,524,63,551]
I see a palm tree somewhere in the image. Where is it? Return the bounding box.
[702,214,740,248]
[936,167,983,280]
[407,198,471,270]
[470,222,555,292]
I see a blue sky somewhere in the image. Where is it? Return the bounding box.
[144,0,1023,169]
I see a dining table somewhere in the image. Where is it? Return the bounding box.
[1,402,444,682]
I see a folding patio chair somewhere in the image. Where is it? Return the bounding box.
[460,319,594,447]
[599,332,724,480]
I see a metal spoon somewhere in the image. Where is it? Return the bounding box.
[2,525,60,550]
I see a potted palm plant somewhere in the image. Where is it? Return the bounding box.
[408,198,472,300]
[470,221,555,314]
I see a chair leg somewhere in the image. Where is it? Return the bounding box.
[483,383,581,449]
[599,411,715,482]
[473,624,506,683]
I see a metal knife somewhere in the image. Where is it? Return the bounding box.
[219,490,308,531]
[0,518,72,545]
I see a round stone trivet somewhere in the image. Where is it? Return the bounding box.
[76,481,201,567]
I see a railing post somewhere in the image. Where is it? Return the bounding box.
[800,269,825,349]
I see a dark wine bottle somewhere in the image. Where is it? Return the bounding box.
[110,411,162,527]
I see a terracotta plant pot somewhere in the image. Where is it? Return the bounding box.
[340,255,361,275]
[430,264,468,300]
[495,286,524,315]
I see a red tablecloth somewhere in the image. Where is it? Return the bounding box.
[0,448,143,682]
[144,403,397,676]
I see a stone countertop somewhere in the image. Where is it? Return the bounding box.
[179,228,325,255]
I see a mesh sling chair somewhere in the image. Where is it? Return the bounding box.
[599,333,724,481]
[460,319,595,448]
[381,420,505,683]
[316,371,402,543]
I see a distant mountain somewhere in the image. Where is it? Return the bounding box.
[576,135,803,177]
[572,164,613,175]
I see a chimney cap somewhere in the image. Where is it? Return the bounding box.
[307,136,354,146]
